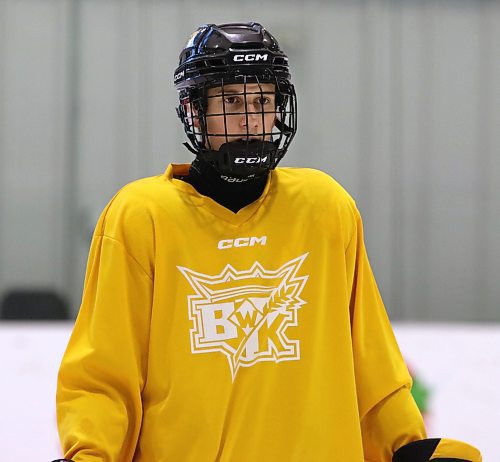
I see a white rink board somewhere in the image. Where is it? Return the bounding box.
[0,323,71,460]
[0,322,498,460]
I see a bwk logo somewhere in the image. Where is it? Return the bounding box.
[178,254,309,380]
[233,53,269,62]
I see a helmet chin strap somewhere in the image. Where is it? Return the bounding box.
[186,139,278,182]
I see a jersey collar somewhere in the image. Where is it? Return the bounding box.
[164,163,274,226]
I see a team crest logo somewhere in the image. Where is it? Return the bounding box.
[177,254,309,380]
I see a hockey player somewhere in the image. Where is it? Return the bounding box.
[53,22,481,461]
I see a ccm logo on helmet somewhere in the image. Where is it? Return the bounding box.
[234,156,268,164]
[174,70,184,81]
[218,236,267,250]
[233,53,269,62]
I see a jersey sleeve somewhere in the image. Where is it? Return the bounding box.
[345,206,426,460]
[56,222,153,460]
[361,387,426,462]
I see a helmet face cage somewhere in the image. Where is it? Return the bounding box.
[177,74,296,177]
[174,22,297,179]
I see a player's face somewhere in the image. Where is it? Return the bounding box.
[203,83,276,151]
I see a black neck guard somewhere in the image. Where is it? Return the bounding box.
[179,157,268,213]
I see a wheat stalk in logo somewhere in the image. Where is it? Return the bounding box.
[178,254,309,380]
[232,280,295,372]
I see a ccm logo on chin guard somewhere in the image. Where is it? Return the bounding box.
[218,236,267,250]
[233,53,269,62]
[234,157,267,164]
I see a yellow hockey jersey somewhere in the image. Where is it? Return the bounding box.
[57,164,425,461]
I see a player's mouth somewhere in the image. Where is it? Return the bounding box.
[235,137,264,142]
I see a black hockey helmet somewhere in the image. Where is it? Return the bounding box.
[174,22,297,180]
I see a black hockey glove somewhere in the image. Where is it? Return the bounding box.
[392,438,481,461]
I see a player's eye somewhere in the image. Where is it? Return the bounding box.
[224,96,240,105]
[257,96,270,105]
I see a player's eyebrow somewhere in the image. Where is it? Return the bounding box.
[212,89,275,96]
[214,90,240,96]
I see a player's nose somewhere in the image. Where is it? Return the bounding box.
[240,105,261,131]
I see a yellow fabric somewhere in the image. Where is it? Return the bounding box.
[362,387,426,462]
[57,164,425,462]
[433,438,482,461]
